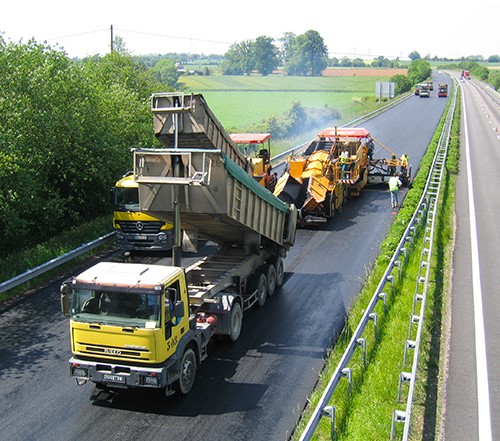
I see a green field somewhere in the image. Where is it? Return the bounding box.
[178,75,393,133]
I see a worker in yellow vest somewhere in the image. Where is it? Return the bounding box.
[400,154,409,173]
[388,173,402,208]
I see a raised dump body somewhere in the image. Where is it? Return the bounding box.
[151,92,249,172]
[134,93,297,253]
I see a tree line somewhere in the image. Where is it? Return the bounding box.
[0,39,167,254]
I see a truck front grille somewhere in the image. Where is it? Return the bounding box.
[116,220,164,234]
[78,342,149,360]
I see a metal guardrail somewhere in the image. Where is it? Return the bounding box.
[0,232,114,294]
[299,84,457,441]
[392,81,457,440]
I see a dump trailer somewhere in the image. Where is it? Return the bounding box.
[273,127,370,226]
[111,172,173,251]
[61,92,297,396]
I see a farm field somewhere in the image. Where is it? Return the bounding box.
[178,70,402,133]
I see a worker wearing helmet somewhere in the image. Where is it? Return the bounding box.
[400,154,409,173]
[388,173,402,209]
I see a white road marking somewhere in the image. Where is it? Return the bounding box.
[462,86,492,441]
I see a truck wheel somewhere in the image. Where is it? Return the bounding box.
[249,272,268,308]
[274,256,285,287]
[228,301,243,342]
[265,263,277,296]
[175,348,197,395]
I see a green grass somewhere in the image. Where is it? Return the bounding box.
[0,216,113,303]
[292,85,459,440]
[178,75,393,132]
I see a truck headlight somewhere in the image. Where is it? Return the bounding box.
[158,232,167,242]
[116,232,125,241]
[143,375,159,386]
[73,367,89,378]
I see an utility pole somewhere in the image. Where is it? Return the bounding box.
[110,24,114,53]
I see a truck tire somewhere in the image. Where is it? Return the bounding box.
[175,348,197,395]
[274,256,285,288]
[249,272,268,308]
[265,263,277,296]
[228,301,243,342]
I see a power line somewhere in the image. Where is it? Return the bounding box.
[116,28,232,46]
[45,28,109,42]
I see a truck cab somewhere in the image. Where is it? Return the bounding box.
[419,84,430,97]
[111,173,173,251]
[61,262,212,395]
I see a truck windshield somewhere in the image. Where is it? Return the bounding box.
[71,289,161,328]
[113,187,140,212]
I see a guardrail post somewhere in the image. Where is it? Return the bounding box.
[403,339,416,367]
[341,368,353,395]
[386,275,394,295]
[394,260,402,279]
[397,372,413,402]
[412,293,423,315]
[356,338,367,368]
[378,292,387,314]
[321,405,336,440]
[408,314,420,339]
[391,410,406,440]
[369,312,378,340]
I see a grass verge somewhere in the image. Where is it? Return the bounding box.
[292,88,460,440]
[0,216,113,304]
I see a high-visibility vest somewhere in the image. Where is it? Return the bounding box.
[389,176,401,191]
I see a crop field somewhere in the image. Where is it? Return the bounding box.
[178,71,400,132]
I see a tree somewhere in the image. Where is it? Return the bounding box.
[112,36,129,55]
[352,58,366,67]
[408,51,420,60]
[372,56,393,68]
[253,36,279,76]
[487,55,500,62]
[407,59,432,84]
[0,41,162,253]
[221,41,255,75]
[152,58,180,87]
[284,30,328,76]
[340,57,352,67]
[390,74,412,94]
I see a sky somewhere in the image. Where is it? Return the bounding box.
[1,0,498,60]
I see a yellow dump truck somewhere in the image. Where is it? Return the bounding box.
[61,93,297,396]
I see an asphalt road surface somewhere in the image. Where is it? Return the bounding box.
[0,72,451,441]
[442,78,500,441]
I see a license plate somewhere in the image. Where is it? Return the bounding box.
[103,374,125,384]
[132,235,147,241]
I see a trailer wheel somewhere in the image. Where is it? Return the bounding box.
[274,256,285,287]
[175,348,197,395]
[265,263,277,296]
[228,301,243,342]
[249,272,268,307]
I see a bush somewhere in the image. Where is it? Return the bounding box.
[0,41,164,254]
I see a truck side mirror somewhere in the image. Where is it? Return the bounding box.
[60,281,71,316]
[172,301,185,318]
